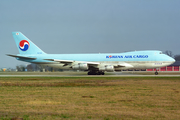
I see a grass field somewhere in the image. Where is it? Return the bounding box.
[0,76,180,120]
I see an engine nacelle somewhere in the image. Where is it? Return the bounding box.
[72,63,88,70]
[99,65,114,72]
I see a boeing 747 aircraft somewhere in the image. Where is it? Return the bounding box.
[7,32,175,75]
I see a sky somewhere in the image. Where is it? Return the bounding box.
[0,0,180,68]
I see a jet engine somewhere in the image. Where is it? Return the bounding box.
[99,65,114,72]
[72,63,88,70]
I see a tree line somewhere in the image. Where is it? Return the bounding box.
[164,50,180,61]
[16,64,63,72]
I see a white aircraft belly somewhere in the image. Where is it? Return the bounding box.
[36,60,174,71]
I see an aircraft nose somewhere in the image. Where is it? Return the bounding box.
[170,57,175,64]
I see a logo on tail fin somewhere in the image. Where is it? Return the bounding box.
[19,40,30,51]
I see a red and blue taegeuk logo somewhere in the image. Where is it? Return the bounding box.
[19,40,30,51]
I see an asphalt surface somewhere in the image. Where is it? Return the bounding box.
[1,74,180,77]
[0,71,180,77]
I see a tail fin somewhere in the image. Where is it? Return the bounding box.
[12,32,46,55]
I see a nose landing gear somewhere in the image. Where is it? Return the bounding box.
[155,68,159,75]
[155,71,158,75]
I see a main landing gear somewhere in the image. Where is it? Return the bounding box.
[88,71,105,75]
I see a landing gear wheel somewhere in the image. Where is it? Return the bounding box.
[88,72,91,75]
[87,71,105,75]
[99,72,104,75]
[87,71,96,75]
[155,71,158,75]
[97,72,101,75]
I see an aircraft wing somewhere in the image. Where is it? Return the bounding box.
[44,59,74,63]
[115,63,133,67]
[44,59,100,65]
[6,54,37,60]
[44,59,133,68]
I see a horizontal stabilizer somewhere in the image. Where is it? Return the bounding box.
[6,54,37,60]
